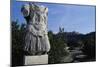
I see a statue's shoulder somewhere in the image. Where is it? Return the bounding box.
[29,3,48,13]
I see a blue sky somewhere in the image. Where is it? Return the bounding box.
[11,1,96,34]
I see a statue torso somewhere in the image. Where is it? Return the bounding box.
[26,8,47,36]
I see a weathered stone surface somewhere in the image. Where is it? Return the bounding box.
[24,54,48,65]
[21,3,50,55]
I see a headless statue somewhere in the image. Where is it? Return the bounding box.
[21,3,50,55]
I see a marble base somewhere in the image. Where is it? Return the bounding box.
[24,54,48,65]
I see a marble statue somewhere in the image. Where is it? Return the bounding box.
[21,3,50,55]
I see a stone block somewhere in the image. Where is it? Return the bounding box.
[24,54,48,65]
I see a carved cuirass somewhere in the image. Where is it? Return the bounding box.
[21,3,50,55]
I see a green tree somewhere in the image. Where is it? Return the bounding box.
[48,30,69,64]
[12,20,26,66]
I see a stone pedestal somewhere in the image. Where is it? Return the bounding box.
[24,54,48,65]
